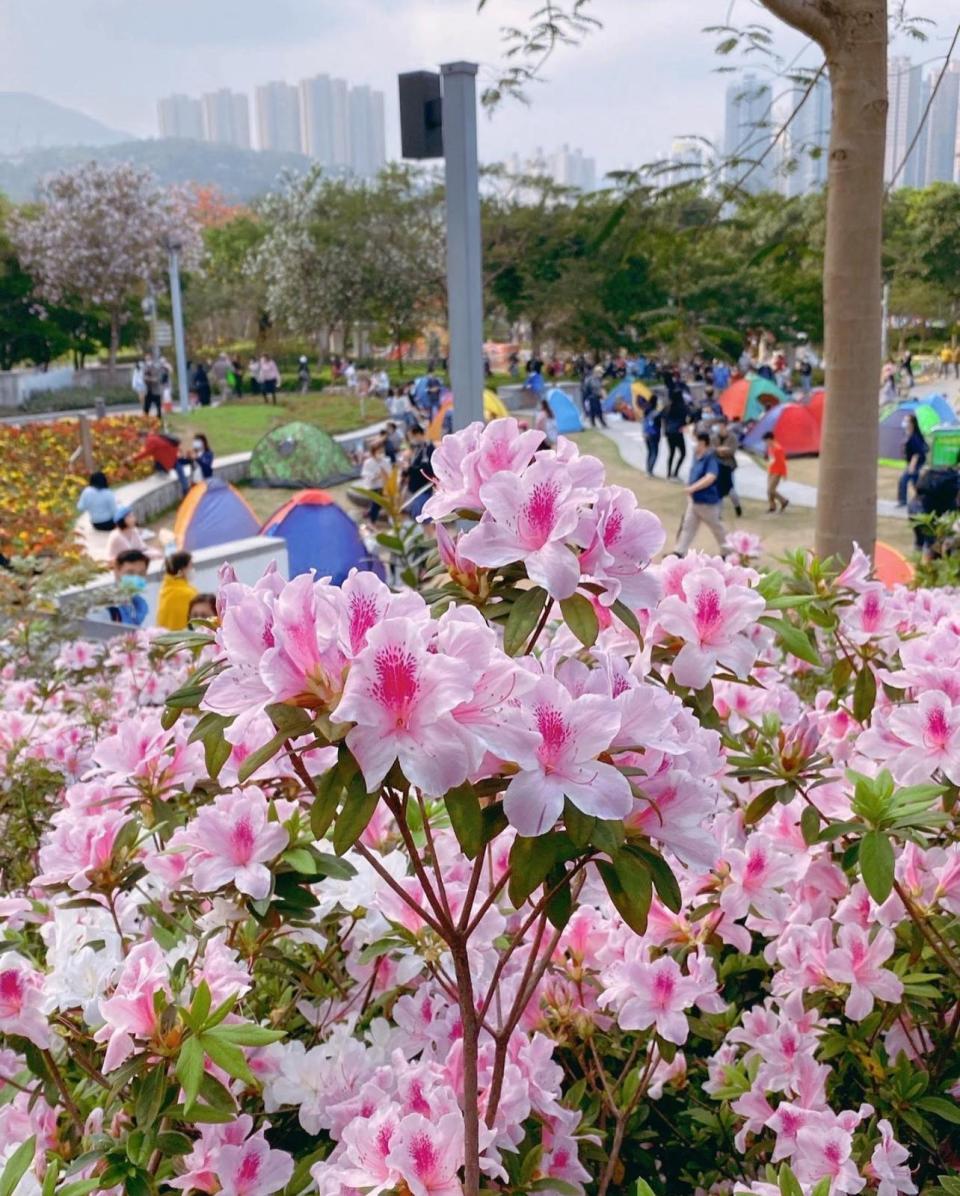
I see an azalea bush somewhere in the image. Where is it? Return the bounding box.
[1,418,959,1196]
[0,416,152,556]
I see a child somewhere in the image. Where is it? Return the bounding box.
[107,549,150,626]
[762,430,790,513]
[156,551,198,631]
[187,593,218,622]
[535,398,558,446]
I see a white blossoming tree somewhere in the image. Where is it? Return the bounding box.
[10,161,202,369]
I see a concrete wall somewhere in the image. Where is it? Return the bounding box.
[68,534,289,640]
[0,364,135,409]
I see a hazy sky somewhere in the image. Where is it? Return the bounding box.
[0,0,956,175]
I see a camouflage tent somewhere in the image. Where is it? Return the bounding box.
[248,421,357,489]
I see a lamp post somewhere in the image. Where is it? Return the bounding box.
[164,237,190,414]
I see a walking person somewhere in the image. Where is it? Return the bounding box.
[664,389,689,479]
[675,431,728,556]
[211,352,231,402]
[897,413,928,508]
[712,414,743,517]
[900,349,914,388]
[359,438,391,523]
[191,360,212,408]
[259,354,280,404]
[582,366,607,428]
[798,355,813,398]
[535,398,558,447]
[297,356,311,394]
[642,400,662,476]
[763,430,790,513]
[142,354,163,419]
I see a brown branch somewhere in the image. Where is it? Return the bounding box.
[758,0,832,47]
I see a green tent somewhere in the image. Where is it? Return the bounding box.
[248,421,358,489]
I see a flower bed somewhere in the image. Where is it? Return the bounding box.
[0,419,958,1196]
[0,416,153,555]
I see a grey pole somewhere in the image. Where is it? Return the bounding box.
[167,243,190,414]
[881,281,890,361]
[440,62,484,433]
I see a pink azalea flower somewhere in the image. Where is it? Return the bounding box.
[723,530,763,562]
[215,1129,295,1196]
[0,954,51,1048]
[258,574,347,710]
[655,566,766,690]
[600,954,704,1045]
[35,808,132,891]
[793,1119,865,1193]
[338,570,427,658]
[868,1118,917,1196]
[885,691,960,785]
[421,418,544,520]
[170,1116,254,1193]
[177,789,289,901]
[385,1111,465,1196]
[576,485,665,608]
[824,924,903,1021]
[502,676,630,837]
[332,618,477,795]
[95,941,169,1071]
[458,458,585,599]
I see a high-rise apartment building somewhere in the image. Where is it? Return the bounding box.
[299,74,352,169]
[925,61,960,184]
[776,73,831,198]
[157,94,204,141]
[201,89,251,150]
[886,57,926,189]
[348,85,386,177]
[505,146,597,193]
[255,81,302,153]
[723,73,774,193]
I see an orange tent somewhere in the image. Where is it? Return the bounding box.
[874,541,915,589]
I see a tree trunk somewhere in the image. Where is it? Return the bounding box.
[762,0,887,562]
[108,310,120,372]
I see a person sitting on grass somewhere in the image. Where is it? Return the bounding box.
[188,593,218,622]
[106,549,150,627]
[157,551,198,631]
[762,430,790,514]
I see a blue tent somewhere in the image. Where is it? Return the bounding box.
[175,478,260,552]
[261,490,384,584]
[920,393,957,424]
[547,388,583,434]
[603,379,634,412]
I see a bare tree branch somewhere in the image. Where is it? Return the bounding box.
[758,0,832,47]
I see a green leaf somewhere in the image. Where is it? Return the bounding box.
[597,854,652,935]
[624,843,681,913]
[190,979,212,1027]
[156,1132,192,1156]
[530,1181,581,1194]
[237,729,288,783]
[310,766,343,841]
[266,702,315,738]
[133,1061,168,1126]
[168,1103,235,1124]
[777,1164,804,1196]
[481,802,508,844]
[635,1181,657,1196]
[800,804,820,846]
[509,834,564,908]
[198,1032,256,1088]
[332,774,379,855]
[503,586,549,656]
[175,1037,204,1112]
[444,782,484,859]
[0,1136,35,1196]
[564,800,595,849]
[544,864,573,930]
[859,829,895,903]
[744,783,791,825]
[937,1176,960,1196]
[610,598,642,640]
[56,1183,102,1196]
[810,1179,832,1196]
[203,1023,285,1047]
[853,664,877,724]
[917,1096,960,1124]
[759,616,821,666]
[559,593,599,648]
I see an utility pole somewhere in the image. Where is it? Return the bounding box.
[398,62,484,432]
[166,240,190,414]
[881,281,890,362]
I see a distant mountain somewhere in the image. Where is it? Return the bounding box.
[0,93,131,155]
[0,137,316,203]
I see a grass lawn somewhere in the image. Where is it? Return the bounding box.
[577,431,916,561]
[168,392,387,456]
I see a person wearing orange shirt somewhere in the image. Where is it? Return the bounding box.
[762,430,789,514]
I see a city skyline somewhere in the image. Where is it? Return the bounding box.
[157,75,387,177]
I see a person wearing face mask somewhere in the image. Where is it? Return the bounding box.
[106,549,150,626]
[190,434,214,482]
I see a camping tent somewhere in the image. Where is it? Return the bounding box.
[248,421,356,489]
[874,541,915,589]
[174,478,260,552]
[603,379,654,413]
[742,402,822,457]
[720,376,790,423]
[261,490,384,584]
[426,389,509,441]
[547,388,583,434]
[878,398,959,466]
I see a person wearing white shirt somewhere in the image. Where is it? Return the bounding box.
[360,439,391,521]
